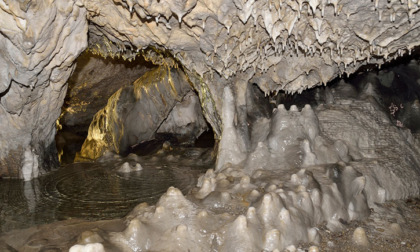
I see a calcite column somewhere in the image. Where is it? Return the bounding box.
[0,1,88,179]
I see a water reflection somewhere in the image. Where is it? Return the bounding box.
[0,149,211,233]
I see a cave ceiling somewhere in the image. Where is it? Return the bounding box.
[83,0,420,94]
[2,0,420,95]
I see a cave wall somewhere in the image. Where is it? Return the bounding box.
[0,1,87,179]
[60,52,154,134]
[2,0,420,178]
[77,66,192,160]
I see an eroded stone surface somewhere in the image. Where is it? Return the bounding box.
[77,66,192,160]
[157,91,209,145]
[2,0,420,178]
[0,1,88,178]
[82,0,420,133]
[60,52,154,134]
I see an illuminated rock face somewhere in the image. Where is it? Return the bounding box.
[82,0,420,133]
[67,82,420,251]
[77,66,192,160]
[1,1,420,250]
[60,53,154,134]
[216,84,420,203]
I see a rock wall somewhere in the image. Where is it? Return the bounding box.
[77,66,192,160]
[157,91,209,145]
[60,52,154,134]
[0,1,88,179]
[2,0,420,178]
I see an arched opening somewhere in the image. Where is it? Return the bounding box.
[0,50,217,233]
[56,51,155,164]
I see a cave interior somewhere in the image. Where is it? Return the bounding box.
[1,0,420,251]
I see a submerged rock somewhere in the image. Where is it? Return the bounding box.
[117,162,143,173]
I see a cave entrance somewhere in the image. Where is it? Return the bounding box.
[56,51,216,164]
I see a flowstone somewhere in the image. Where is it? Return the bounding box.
[68,162,368,251]
[67,83,419,251]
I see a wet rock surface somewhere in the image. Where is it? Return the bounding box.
[0,0,420,251]
[77,66,192,160]
[60,52,155,134]
[313,198,420,251]
[0,0,88,178]
[3,0,420,179]
[1,173,419,251]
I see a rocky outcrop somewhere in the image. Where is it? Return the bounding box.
[60,52,154,134]
[0,1,88,178]
[77,66,192,160]
[157,91,209,145]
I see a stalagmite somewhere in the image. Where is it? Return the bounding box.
[352,227,370,247]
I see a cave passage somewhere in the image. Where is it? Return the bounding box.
[1,52,420,250]
[3,0,420,250]
[0,52,219,233]
[56,51,156,164]
[5,53,420,232]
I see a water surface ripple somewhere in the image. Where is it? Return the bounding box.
[0,154,206,233]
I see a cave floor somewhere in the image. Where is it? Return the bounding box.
[1,145,420,251]
[0,146,212,234]
[314,198,420,251]
[1,196,419,251]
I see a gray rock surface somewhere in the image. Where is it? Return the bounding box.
[0,1,87,178]
[60,52,154,134]
[77,66,192,160]
[82,0,420,134]
[2,0,420,178]
[157,91,209,145]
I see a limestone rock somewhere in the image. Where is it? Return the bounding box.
[77,66,192,160]
[0,0,88,179]
[157,91,209,145]
[352,227,370,247]
[61,52,154,134]
[3,0,420,178]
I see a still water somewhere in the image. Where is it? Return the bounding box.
[0,148,212,233]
